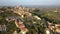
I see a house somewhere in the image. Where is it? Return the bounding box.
[0,24,6,31]
[45,28,50,34]
[33,16,41,20]
[56,28,60,33]
[0,25,2,31]
[55,24,60,28]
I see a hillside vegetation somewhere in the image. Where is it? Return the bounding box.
[0,6,60,34]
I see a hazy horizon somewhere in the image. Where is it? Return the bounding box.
[0,0,60,7]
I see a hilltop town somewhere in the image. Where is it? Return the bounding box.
[0,6,60,34]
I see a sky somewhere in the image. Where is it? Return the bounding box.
[0,0,60,6]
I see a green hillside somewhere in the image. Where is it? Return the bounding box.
[0,7,60,34]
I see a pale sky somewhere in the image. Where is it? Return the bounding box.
[0,0,60,6]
